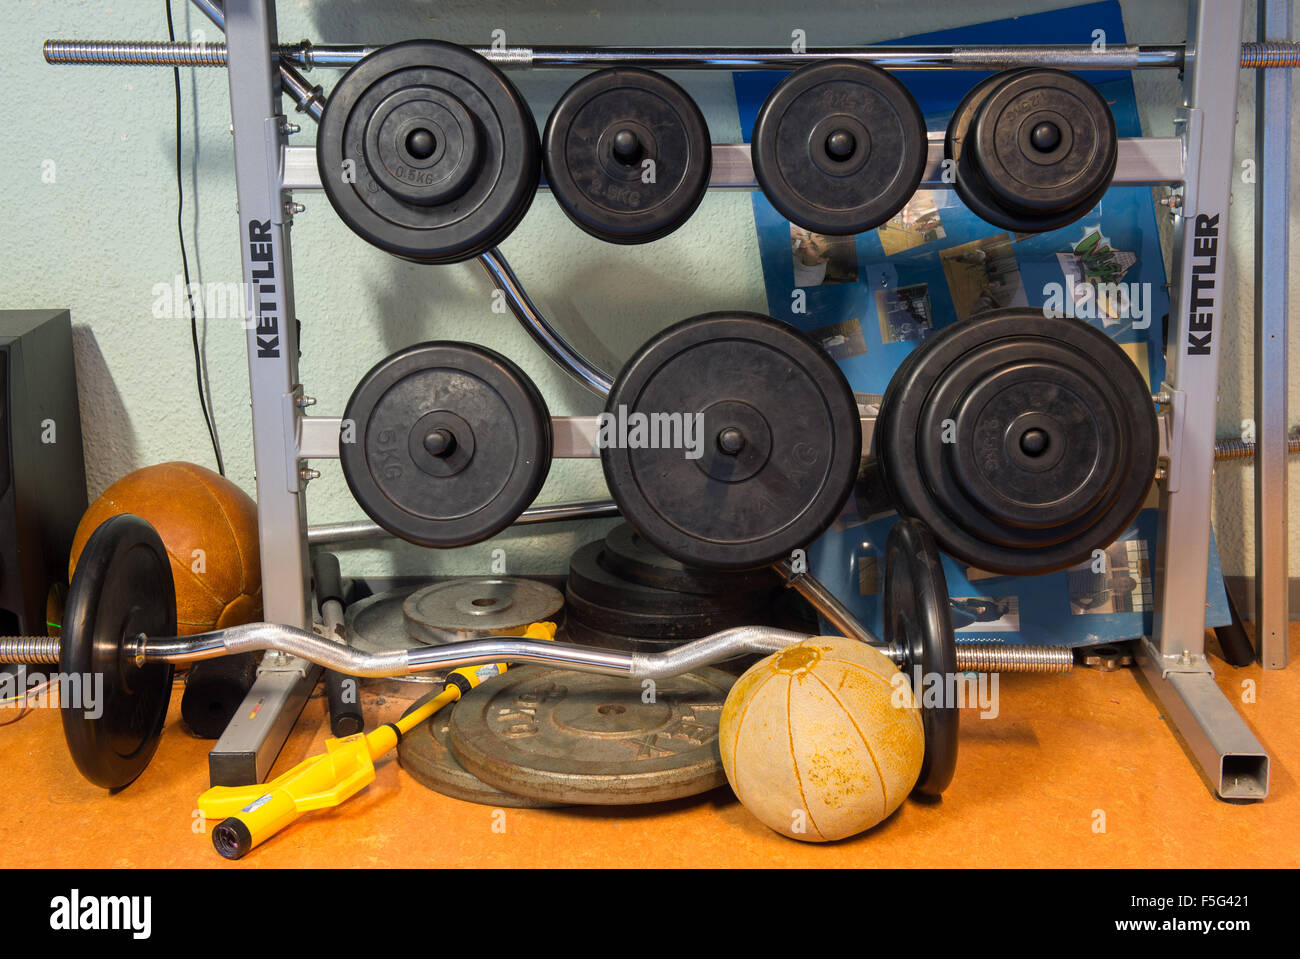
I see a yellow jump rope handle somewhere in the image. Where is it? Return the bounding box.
[199,621,557,859]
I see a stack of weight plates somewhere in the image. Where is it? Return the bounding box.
[561,523,780,652]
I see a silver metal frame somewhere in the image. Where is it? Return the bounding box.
[47,0,1288,797]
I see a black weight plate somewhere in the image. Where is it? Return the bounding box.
[946,69,1116,234]
[601,312,861,570]
[567,541,752,615]
[884,518,958,798]
[562,615,766,677]
[564,585,760,640]
[876,308,1157,575]
[397,692,565,808]
[600,522,779,595]
[447,664,735,805]
[317,40,540,263]
[341,342,552,548]
[62,514,176,790]
[544,68,711,244]
[752,60,926,235]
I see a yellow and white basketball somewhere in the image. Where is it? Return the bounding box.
[719,636,924,842]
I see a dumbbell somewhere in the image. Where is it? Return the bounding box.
[776,517,1072,797]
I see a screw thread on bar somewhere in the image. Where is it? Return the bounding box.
[1214,437,1300,460]
[1241,41,1300,68]
[0,638,62,665]
[43,39,231,66]
[953,642,1073,673]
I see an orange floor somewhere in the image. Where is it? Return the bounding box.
[2,628,1297,869]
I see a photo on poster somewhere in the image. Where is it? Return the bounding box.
[790,225,858,287]
[876,191,946,255]
[1067,539,1152,615]
[951,595,1020,632]
[808,318,868,360]
[875,283,934,345]
[940,234,1027,318]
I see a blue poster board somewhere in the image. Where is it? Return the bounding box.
[734,1,1230,644]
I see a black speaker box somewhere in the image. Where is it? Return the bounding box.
[0,310,88,639]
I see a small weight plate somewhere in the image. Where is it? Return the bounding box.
[884,518,958,798]
[341,342,552,549]
[62,514,176,790]
[544,68,711,243]
[563,585,758,640]
[752,60,926,235]
[946,69,1116,234]
[875,309,1157,575]
[397,692,565,808]
[567,541,751,616]
[448,664,735,805]
[601,312,861,570]
[317,40,540,263]
[599,522,779,596]
[402,577,564,645]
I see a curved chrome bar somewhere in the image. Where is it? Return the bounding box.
[478,248,615,396]
[142,622,814,680]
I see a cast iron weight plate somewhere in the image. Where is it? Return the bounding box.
[544,68,712,243]
[341,342,552,549]
[402,577,564,645]
[397,693,565,809]
[751,60,927,235]
[316,40,540,263]
[884,518,958,798]
[874,308,1158,575]
[61,514,177,790]
[599,522,779,596]
[945,68,1117,234]
[447,664,735,805]
[601,312,861,571]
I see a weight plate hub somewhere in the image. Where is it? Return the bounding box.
[397,693,565,808]
[317,40,540,263]
[884,518,958,798]
[601,312,861,570]
[945,68,1117,234]
[402,577,564,645]
[448,664,735,805]
[341,342,552,549]
[876,308,1157,575]
[62,514,176,790]
[752,60,926,235]
[600,522,778,595]
[544,68,711,244]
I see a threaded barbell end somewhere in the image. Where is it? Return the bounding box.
[43,39,230,66]
[1241,41,1300,69]
[0,637,62,665]
[953,642,1073,674]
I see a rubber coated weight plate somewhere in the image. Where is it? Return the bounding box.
[752,60,926,235]
[402,577,563,645]
[567,541,751,616]
[317,40,540,263]
[875,308,1157,575]
[884,518,958,798]
[397,693,565,808]
[946,69,1116,234]
[448,664,735,805]
[600,522,778,595]
[62,514,176,790]
[544,68,711,243]
[601,312,861,570]
[341,342,552,548]
[563,585,757,640]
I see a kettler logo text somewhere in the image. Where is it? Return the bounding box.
[248,219,280,358]
[1185,213,1219,356]
[50,890,151,939]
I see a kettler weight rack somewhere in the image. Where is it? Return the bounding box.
[42,0,1293,799]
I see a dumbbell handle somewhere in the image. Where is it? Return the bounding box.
[0,620,1069,683]
[772,560,1072,674]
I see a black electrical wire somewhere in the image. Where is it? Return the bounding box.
[167,0,225,476]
